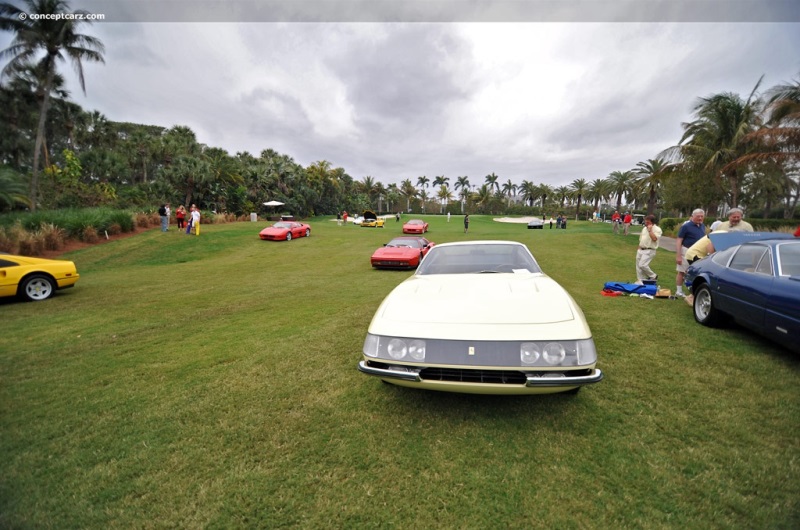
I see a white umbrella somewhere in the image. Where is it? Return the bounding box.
[263,201,285,207]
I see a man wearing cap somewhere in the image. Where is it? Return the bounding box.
[715,208,754,232]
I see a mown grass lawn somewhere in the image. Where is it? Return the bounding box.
[1,215,798,528]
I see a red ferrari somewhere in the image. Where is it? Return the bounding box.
[259,221,311,241]
[402,219,429,234]
[371,237,435,269]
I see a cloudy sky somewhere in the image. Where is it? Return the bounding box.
[2,1,799,188]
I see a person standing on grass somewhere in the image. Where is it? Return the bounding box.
[635,214,662,284]
[191,205,201,236]
[611,210,621,234]
[623,212,633,235]
[464,214,470,233]
[176,205,186,230]
[158,203,168,232]
[165,203,171,230]
[675,209,706,298]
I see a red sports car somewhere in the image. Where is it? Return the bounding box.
[371,237,435,269]
[402,219,429,234]
[259,221,311,241]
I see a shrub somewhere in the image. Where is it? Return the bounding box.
[135,213,151,228]
[81,226,99,243]
[106,223,122,236]
[0,226,14,253]
[39,223,65,251]
[17,232,45,256]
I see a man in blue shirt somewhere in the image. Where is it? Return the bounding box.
[675,208,706,297]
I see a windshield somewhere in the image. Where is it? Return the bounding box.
[386,238,423,248]
[272,222,292,228]
[407,220,423,225]
[416,243,541,275]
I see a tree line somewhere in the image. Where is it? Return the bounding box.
[1,0,798,220]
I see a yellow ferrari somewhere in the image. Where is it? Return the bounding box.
[360,210,385,228]
[0,254,80,302]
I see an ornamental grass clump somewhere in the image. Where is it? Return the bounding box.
[0,225,13,252]
[39,223,66,251]
[16,231,44,256]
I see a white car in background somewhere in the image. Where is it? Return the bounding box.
[358,241,603,394]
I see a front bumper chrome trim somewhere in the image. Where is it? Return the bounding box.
[358,361,603,387]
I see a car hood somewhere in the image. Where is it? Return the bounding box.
[369,273,592,341]
[373,247,418,258]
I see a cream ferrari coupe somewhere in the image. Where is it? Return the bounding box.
[358,241,603,394]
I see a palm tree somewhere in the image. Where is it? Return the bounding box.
[554,185,570,209]
[536,184,553,212]
[484,172,500,193]
[454,175,470,213]
[519,180,538,208]
[0,0,105,211]
[586,178,609,217]
[436,185,453,213]
[432,175,449,190]
[474,184,493,213]
[501,179,517,207]
[607,170,635,211]
[400,178,416,212]
[360,175,376,200]
[568,178,588,218]
[0,166,30,210]
[634,158,672,215]
[666,80,763,210]
[727,75,800,218]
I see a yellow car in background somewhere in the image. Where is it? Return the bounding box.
[0,254,80,301]
[360,210,385,228]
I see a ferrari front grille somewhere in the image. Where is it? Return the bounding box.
[419,367,527,385]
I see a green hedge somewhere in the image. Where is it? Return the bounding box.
[660,216,798,234]
[0,208,137,237]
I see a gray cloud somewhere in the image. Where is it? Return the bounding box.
[1,16,798,188]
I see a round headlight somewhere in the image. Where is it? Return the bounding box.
[387,339,407,360]
[520,342,541,364]
[543,342,566,365]
[408,340,426,361]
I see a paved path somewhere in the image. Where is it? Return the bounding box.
[659,236,677,252]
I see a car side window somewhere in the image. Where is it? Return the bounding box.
[729,245,769,273]
[754,250,773,275]
[0,259,18,268]
[777,244,800,276]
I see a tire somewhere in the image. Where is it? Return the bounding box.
[305,228,310,237]
[20,274,55,302]
[286,232,292,241]
[693,284,722,327]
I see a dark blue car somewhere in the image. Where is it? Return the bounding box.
[685,238,800,354]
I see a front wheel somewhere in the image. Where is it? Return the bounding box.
[693,284,722,327]
[286,232,292,241]
[21,274,55,301]
[305,228,310,237]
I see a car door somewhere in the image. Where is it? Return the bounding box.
[714,244,771,331]
[0,258,22,297]
[764,243,800,350]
